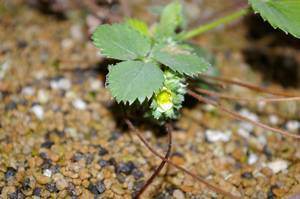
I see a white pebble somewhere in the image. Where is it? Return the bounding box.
[257,101,266,110]
[269,115,279,125]
[31,105,44,120]
[0,61,10,80]
[65,128,78,138]
[71,24,84,41]
[239,122,254,132]
[239,109,259,122]
[61,39,74,49]
[50,78,71,90]
[89,79,103,91]
[267,159,289,174]
[22,86,35,96]
[38,90,49,104]
[237,128,250,138]
[257,135,267,145]
[286,120,300,131]
[173,189,185,199]
[72,98,87,110]
[239,109,258,132]
[248,153,258,165]
[65,91,76,98]
[203,104,216,112]
[43,169,52,177]
[205,129,231,142]
[34,70,46,80]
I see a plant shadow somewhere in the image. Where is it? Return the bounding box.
[243,15,300,88]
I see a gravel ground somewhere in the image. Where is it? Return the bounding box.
[1,1,300,199]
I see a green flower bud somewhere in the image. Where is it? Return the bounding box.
[149,70,186,120]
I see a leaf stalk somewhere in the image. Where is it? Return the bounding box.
[179,7,249,40]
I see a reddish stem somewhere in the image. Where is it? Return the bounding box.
[130,122,172,199]
[126,119,241,199]
[195,87,300,103]
[188,89,300,139]
[200,74,300,97]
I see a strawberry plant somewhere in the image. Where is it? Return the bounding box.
[92,0,300,122]
[92,0,300,198]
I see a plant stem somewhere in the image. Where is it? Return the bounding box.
[200,74,300,97]
[132,123,172,199]
[187,89,300,139]
[179,7,249,40]
[125,119,241,199]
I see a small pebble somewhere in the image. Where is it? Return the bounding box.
[0,61,10,79]
[72,152,84,162]
[205,129,231,142]
[43,169,52,178]
[111,183,125,195]
[88,181,106,195]
[22,86,35,96]
[41,141,54,149]
[89,79,102,91]
[132,168,144,180]
[8,189,24,199]
[108,131,122,141]
[286,120,300,131]
[34,172,51,184]
[37,89,49,104]
[72,98,87,110]
[46,182,58,193]
[5,167,17,180]
[133,180,144,192]
[98,159,110,167]
[22,176,36,190]
[267,159,289,174]
[173,189,185,199]
[54,175,68,191]
[61,39,74,49]
[95,181,106,194]
[50,78,71,90]
[117,161,135,175]
[269,115,279,125]
[70,24,84,41]
[33,187,42,196]
[98,146,108,156]
[5,101,17,111]
[241,172,253,179]
[248,153,258,165]
[239,109,259,122]
[31,105,44,120]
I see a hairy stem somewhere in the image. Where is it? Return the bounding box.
[179,7,249,40]
[125,119,241,199]
[132,122,172,199]
[200,74,300,97]
[194,87,300,103]
[187,89,300,139]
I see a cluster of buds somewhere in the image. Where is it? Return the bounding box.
[150,70,186,120]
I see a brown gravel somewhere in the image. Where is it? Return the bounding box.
[1,1,300,199]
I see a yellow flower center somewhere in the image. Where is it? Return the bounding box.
[156,89,173,112]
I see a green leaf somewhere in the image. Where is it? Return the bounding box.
[107,61,164,104]
[180,42,216,65]
[153,45,210,76]
[126,19,149,36]
[155,1,185,38]
[92,24,151,60]
[249,0,300,38]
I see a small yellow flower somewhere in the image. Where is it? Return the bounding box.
[155,88,173,113]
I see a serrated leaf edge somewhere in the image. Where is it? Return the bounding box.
[106,61,164,105]
[92,23,152,60]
